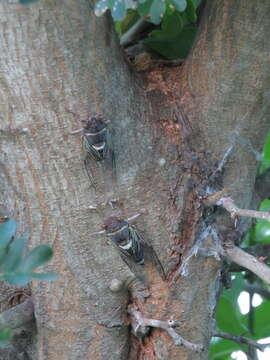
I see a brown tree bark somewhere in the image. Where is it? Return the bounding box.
[0,0,269,359]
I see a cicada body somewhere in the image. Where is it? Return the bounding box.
[82,116,109,162]
[103,216,165,280]
[70,112,115,188]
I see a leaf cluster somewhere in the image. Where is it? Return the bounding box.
[0,219,57,346]
[96,0,201,59]
[212,132,270,359]
[211,274,270,359]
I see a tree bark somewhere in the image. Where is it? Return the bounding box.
[0,0,269,359]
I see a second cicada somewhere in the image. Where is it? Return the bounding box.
[100,215,166,283]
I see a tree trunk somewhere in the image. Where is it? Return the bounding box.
[0,0,269,359]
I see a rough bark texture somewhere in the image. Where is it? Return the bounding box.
[0,0,269,359]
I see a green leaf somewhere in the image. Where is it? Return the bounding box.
[216,275,248,334]
[222,274,246,307]
[210,338,240,360]
[1,237,26,272]
[253,222,270,243]
[191,0,201,7]
[138,0,166,24]
[111,0,127,21]
[216,296,247,334]
[0,328,12,347]
[18,245,53,272]
[160,8,184,34]
[259,199,270,212]
[186,0,197,22]
[3,273,32,286]
[0,220,17,250]
[149,0,166,24]
[19,0,39,4]
[259,130,270,174]
[252,301,270,338]
[2,271,57,286]
[249,199,270,243]
[143,13,197,59]
[171,0,187,12]
[137,0,152,17]
[115,9,140,36]
[95,0,109,16]
[30,272,58,281]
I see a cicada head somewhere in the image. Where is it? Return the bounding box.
[82,116,107,133]
[104,216,130,247]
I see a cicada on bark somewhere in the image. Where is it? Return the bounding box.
[69,112,115,189]
[99,215,165,281]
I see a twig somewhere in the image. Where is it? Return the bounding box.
[225,245,270,285]
[120,19,149,47]
[229,244,270,272]
[248,291,254,335]
[213,329,270,352]
[128,307,204,352]
[244,244,270,262]
[217,197,270,222]
[210,145,234,180]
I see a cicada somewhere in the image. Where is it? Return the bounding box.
[94,215,165,281]
[69,112,115,188]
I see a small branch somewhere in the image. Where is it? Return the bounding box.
[120,19,149,47]
[209,145,234,180]
[128,307,204,352]
[203,189,228,207]
[217,197,270,222]
[248,291,254,335]
[225,245,270,285]
[213,329,270,352]
[229,244,270,272]
[243,244,270,262]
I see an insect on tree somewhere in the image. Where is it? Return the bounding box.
[92,213,166,283]
[68,109,116,188]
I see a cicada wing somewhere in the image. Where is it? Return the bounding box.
[82,137,99,188]
[106,130,116,181]
[83,157,96,189]
[128,226,145,264]
[82,135,103,161]
[116,246,148,286]
[143,241,166,280]
[130,226,166,280]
